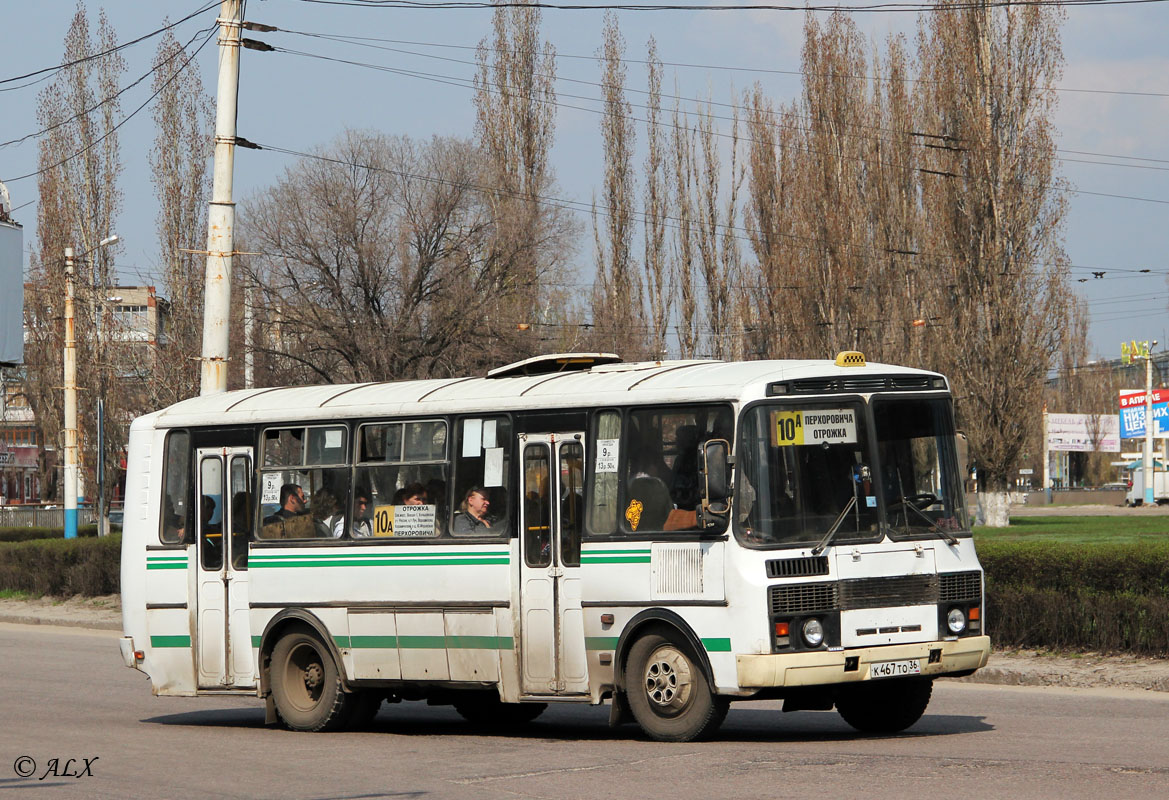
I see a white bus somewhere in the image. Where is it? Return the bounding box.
[119,352,989,741]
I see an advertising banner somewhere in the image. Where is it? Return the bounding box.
[1118,390,1169,439]
[1046,413,1121,452]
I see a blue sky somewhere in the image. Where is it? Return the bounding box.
[2,0,1166,361]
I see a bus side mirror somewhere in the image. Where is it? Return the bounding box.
[700,439,732,518]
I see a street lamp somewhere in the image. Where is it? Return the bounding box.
[63,234,118,540]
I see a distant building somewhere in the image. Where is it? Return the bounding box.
[0,378,44,504]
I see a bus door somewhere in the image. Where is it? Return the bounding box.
[195,446,255,689]
[518,433,588,695]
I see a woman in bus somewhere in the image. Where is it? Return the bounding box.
[452,486,492,534]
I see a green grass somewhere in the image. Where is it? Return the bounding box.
[974,516,1169,545]
[0,588,33,600]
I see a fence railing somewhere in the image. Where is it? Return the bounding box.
[0,507,98,528]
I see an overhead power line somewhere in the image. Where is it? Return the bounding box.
[281,28,1169,101]
[0,0,219,88]
[277,27,1169,173]
[271,42,1169,206]
[0,24,216,151]
[291,0,1169,13]
[1,27,217,185]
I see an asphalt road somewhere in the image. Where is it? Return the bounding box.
[3,623,1168,800]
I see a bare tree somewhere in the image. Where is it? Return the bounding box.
[148,25,213,407]
[24,3,124,506]
[671,97,699,359]
[917,2,1071,525]
[591,12,645,357]
[642,37,670,359]
[240,130,571,384]
[474,0,571,345]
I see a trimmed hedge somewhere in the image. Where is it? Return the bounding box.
[0,525,101,543]
[979,540,1169,656]
[0,534,120,596]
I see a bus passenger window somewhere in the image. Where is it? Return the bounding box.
[199,458,224,570]
[229,455,252,569]
[159,431,191,544]
[523,445,551,567]
[621,405,733,534]
[587,410,621,535]
[354,420,447,538]
[452,416,511,538]
[258,425,349,540]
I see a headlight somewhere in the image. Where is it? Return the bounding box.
[946,607,967,634]
[802,618,825,647]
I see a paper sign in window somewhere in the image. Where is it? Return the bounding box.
[463,419,483,457]
[483,447,504,487]
[392,504,437,537]
[595,438,619,473]
[482,419,497,449]
[324,429,342,448]
[261,472,281,504]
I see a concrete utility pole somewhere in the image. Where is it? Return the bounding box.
[63,248,78,539]
[199,0,244,396]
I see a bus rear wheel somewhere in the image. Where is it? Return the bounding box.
[626,632,728,742]
[835,678,933,734]
[270,629,351,732]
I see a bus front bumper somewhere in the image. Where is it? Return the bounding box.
[736,636,990,688]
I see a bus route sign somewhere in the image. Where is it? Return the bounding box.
[771,408,857,447]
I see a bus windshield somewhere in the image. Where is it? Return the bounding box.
[736,395,971,548]
[736,401,881,547]
[872,396,970,538]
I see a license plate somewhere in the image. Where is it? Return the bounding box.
[870,659,921,679]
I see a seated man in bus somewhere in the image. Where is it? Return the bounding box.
[262,483,311,539]
[350,487,374,538]
[452,486,493,534]
[264,483,306,523]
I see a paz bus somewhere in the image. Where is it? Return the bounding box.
[118,351,989,741]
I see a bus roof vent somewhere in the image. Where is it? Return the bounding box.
[487,352,622,379]
[768,374,940,396]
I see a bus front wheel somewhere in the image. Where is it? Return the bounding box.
[270,629,351,732]
[625,632,728,742]
[835,678,933,734]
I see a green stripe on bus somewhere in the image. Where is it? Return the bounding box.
[252,636,261,648]
[251,558,509,568]
[580,556,651,564]
[585,636,619,650]
[249,551,509,560]
[150,635,191,648]
[146,563,188,570]
[580,549,651,555]
[701,638,732,652]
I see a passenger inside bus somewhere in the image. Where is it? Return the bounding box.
[452,486,493,534]
[350,488,374,538]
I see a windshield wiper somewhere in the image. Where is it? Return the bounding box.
[892,495,958,545]
[812,495,856,556]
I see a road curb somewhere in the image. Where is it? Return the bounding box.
[0,613,121,631]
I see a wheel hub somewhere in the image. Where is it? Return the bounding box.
[303,662,323,691]
[643,645,693,711]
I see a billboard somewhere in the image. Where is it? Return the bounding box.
[1118,389,1169,439]
[0,217,23,366]
[1047,413,1121,452]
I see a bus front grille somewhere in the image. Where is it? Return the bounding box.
[766,556,829,579]
[769,582,838,614]
[839,574,939,609]
[939,570,982,602]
